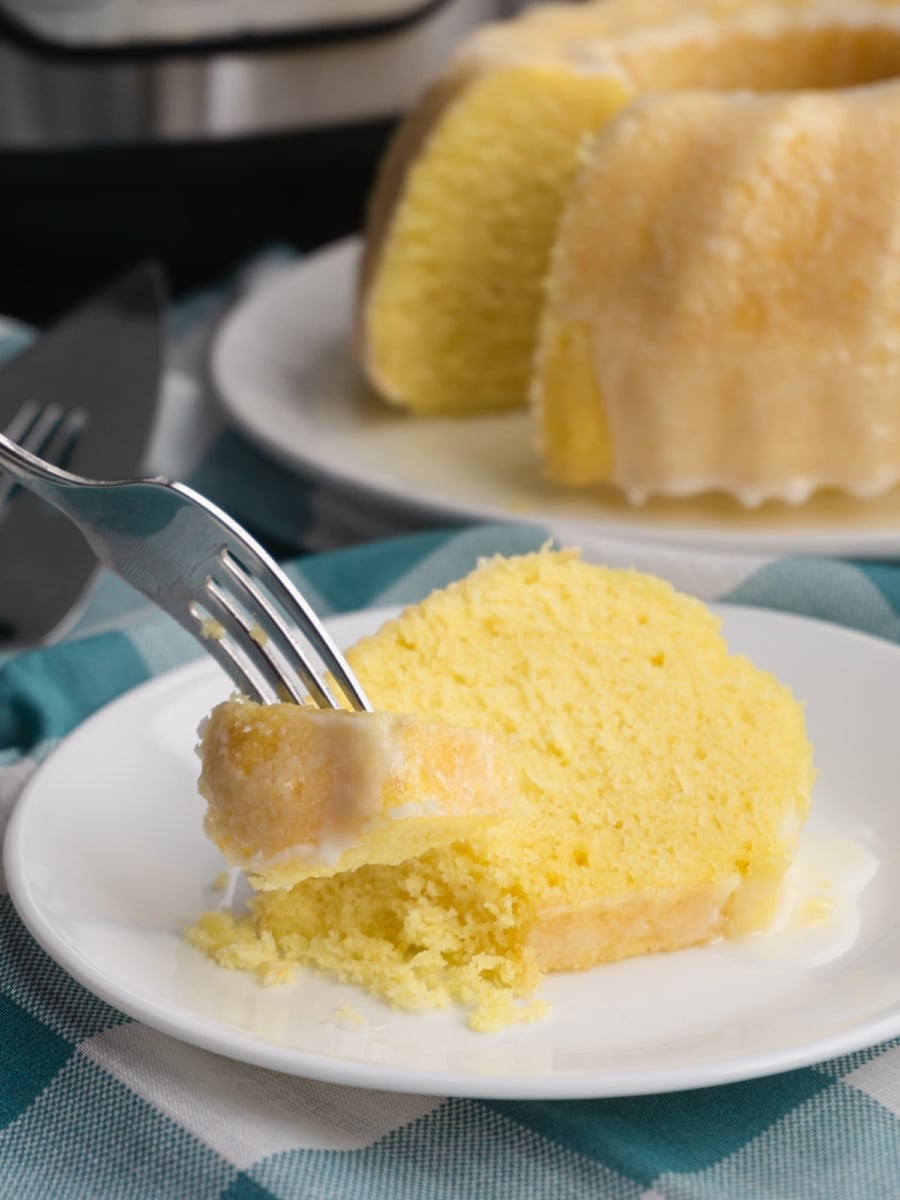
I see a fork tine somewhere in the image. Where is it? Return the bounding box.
[0,403,61,509]
[34,405,86,468]
[3,398,41,443]
[0,402,86,510]
[219,548,371,712]
[214,549,357,709]
[199,575,331,707]
[188,596,282,706]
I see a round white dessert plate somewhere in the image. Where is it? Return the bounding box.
[6,604,900,1099]
[212,238,900,558]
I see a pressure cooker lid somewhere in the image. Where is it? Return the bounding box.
[0,0,458,55]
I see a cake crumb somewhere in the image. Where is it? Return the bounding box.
[261,960,298,987]
[797,892,836,928]
[332,1003,366,1029]
[469,997,550,1033]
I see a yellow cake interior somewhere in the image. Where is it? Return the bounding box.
[190,550,814,1030]
[363,64,631,415]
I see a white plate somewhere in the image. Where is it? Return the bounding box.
[6,605,900,1099]
[212,239,900,558]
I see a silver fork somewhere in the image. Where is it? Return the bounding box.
[0,399,86,512]
[0,430,372,712]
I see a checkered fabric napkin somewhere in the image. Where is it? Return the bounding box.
[2,276,900,1198]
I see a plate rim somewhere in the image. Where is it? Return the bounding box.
[6,602,900,1099]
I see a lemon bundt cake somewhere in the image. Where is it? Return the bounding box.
[357,0,900,502]
[191,550,814,1030]
[198,701,514,888]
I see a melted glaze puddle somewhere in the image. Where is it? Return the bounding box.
[722,833,879,968]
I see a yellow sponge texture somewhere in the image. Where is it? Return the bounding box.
[190,550,813,1030]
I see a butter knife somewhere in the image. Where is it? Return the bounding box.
[0,263,167,649]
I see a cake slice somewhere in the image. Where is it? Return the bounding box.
[191,549,814,1029]
[198,700,515,889]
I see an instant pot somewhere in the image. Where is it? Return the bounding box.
[0,0,523,321]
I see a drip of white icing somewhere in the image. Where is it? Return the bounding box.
[722,832,878,968]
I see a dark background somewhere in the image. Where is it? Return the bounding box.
[1,117,392,326]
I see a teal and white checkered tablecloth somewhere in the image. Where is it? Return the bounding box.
[2,265,900,1198]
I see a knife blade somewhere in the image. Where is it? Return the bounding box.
[0,263,167,649]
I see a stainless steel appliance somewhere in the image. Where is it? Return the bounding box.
[0,0,516,320]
